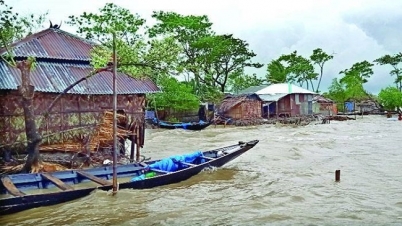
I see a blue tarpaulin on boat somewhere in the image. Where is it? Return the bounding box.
[131,151,205,182]
[155,119,207,128]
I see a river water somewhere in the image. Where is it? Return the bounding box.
[1,115,402,226]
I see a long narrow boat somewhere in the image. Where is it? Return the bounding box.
[153,119,212,131]
[0,140,259,215]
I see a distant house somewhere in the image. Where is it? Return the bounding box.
[313,95,337,116]
[239,83,316,118]
[0,28,160,152]
[217,94,262,120]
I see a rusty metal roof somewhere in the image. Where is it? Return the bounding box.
[0,61,159,94]
[0,28,95,60]
[0,28,160,94]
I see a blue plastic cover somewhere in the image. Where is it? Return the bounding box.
[130,151,205,182]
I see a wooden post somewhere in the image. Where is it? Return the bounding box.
[276,101,278,118]
[136,126,141,162]
[335,170,340,182]
[130,133,135,163]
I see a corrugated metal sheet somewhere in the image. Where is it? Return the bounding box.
[0,28,160,94]
[258,93,288,102]
[238,85,268,94]
[0,61,160,94]
[256,83,316,95]
[0,28,94,60]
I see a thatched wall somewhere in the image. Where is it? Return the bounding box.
[218,94,262,119]
[0,90,145,152]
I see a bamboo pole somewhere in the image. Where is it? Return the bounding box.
[112,32,118,194]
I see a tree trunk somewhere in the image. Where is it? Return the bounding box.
[17,60,42,173]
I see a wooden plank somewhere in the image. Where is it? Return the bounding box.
[138,162,169,174]
[1,176,26,197]
[201,156,215,161]
[41,173,74,191]
[150,169,170,174]
[180,162,197,167]
[76,171,113,186]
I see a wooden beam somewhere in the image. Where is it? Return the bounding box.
[150,169,170,174]
[138,162,169,174]
[1,176,26,197]
[41,173,74,191]
[200,156,215,161]
[180,162,197,167]
[76,171,113,186]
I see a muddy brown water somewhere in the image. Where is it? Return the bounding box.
[1,115,402,225]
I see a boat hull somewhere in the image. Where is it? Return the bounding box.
[0,140,258,215]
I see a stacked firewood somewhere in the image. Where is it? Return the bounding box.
[39,111,133,153]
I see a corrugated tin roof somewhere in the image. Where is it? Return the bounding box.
[0,28,95,60]
[258,93,288,102]
[0,61,160,94]
[0,28,160,94]
[256,83,316,95]
[237,85,269,94]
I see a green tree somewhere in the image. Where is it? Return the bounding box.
[266,59,289,84]
[227,72,265,94]
[0,0,47,48]
[325,78,347,110]
[149,76,200,112]
[149,11,214,93]
[340,60,374,84]
[67,3,145,45]
[67,3,158,78]
[378,86,402,112]
[374,53,402,91]
[279,51,317,90]
[310,48,334,92]
[0,0,47,173]
[192,34,263,92]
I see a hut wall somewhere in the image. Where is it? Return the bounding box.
[0,90,145,151]
[226,100,261,119]
[276,94,314,117]
[313,102,336,116]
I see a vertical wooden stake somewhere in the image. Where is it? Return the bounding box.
[335,170,340,182]
[136,126,141,162]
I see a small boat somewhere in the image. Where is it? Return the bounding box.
[0,140,259,215]
[153,119,212,131]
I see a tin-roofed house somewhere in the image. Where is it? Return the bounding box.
[239,83,316,118]
[0,28,160,156]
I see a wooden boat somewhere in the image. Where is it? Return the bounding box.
[154,119,212,131]
[0,140,259,215]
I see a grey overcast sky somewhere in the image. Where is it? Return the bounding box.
[7,0,402,93]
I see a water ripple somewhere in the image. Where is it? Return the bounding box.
[2,116,402,225]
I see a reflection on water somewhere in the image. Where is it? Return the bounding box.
[2,116,402,225]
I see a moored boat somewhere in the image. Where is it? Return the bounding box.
[153,119,212,131]
[0,140,259,215]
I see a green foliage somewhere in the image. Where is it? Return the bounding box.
[325,78,347,107]
[0,1,47,65]
[67,3,145,44]
[310,48,334,92]
[192,34,263,92]
[150,11,262,93]
[278,51,317,91]
[71,4,184,84]
[378,86,402,110]
[149,76,200,111]
[374,53,402,91]
[149,11,214,88]
[228,71,265,94]
[340,60,373,84]
[266,59,289,84]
